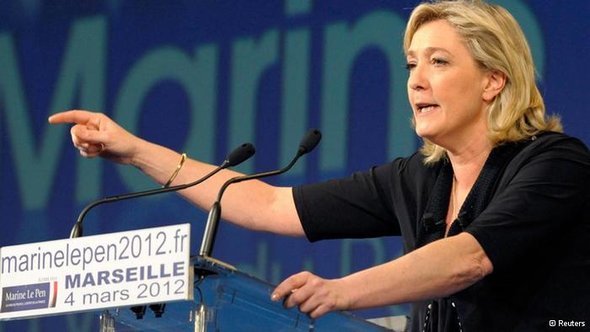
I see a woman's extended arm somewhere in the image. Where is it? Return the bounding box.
[272,232,493,318]
[49,110,305,236]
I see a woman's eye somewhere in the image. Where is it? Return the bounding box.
[431,57,448,65]
[405,63,416,71]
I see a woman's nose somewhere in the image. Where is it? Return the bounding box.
[408,64,428,91]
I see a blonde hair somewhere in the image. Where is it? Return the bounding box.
[404,0,562,164]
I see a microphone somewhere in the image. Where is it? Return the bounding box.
[199,129,322,257]
[70,143,256,238]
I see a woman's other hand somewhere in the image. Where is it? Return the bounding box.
[271,271,350,319]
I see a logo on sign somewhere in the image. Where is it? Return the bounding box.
[1,282,57,313]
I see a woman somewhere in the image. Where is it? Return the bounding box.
[49,0,590,330]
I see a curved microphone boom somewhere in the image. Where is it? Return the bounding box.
[70,143,256,238]
[199,129,322,257]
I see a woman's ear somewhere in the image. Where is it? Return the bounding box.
[482,70,506,102]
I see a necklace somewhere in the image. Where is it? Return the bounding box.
[448,176,459,236]
[451,176,459,220]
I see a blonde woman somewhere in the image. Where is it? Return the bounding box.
[50,1,589,330]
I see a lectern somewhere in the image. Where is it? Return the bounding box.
[0,224,394,331]
[102,255,392,331]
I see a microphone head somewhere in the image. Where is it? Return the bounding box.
[226,143,256,167]
[298,129,322,155]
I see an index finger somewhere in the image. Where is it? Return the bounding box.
[48,110,96,125]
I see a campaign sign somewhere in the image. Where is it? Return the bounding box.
[0,224,192,320]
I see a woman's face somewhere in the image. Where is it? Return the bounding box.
[406,19,492,149]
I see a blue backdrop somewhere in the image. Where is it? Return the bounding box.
[1,0,589,330]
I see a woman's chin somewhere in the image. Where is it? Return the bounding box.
[415,127,436,140]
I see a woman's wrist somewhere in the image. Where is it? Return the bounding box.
[128,138,175,175]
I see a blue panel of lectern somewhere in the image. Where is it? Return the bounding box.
[104,256,391,331]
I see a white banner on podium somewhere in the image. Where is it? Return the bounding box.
[0,223,192,320]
